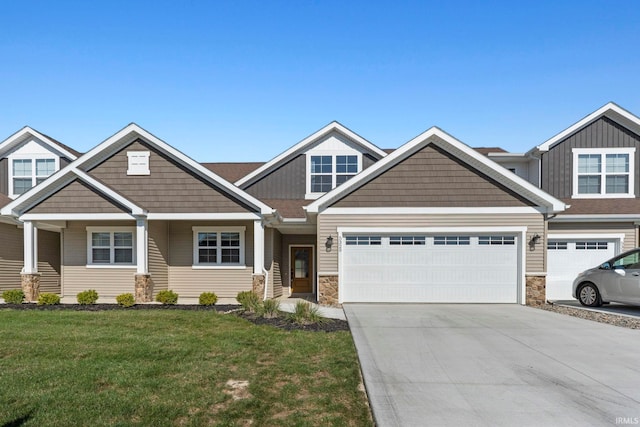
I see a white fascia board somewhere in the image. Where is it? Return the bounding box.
[147,213,261,220]
[20,213,135,221]
[322,207,546,215]
[550,214,640,222]
[235,121,386,187]
[307,127,566,214]
[533,102,640,153]
[0,126,78,160]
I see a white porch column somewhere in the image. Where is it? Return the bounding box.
[23,221,38,274]
[136,217,148,275]
[253,219,264,274]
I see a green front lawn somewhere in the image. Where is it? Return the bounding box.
[0,309,372,426]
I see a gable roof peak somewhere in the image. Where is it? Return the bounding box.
[235,121,387,186]
[532,102,640,153]
[0,126,79,160]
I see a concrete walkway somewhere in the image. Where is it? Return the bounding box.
[345,304,640,427]
[278,298,346,320]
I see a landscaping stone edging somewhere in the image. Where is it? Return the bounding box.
[535,303,640,329]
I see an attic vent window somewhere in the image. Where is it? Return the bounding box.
[127,151,150,175]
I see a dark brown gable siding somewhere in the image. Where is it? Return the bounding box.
[541,117,640,199]
[87,140,254,213]
[333,144,535,207]
[27,180,128,214]
[243,154,306,199]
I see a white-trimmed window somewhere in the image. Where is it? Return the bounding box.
[307,153,361,197]
[86,227,135,266]
[127,151,150,175]
[192,226,245,267]
[9,157,58,196]
[572,148,635,198]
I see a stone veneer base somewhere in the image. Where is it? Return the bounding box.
[252,274,265,298]
[526,275,546,306]
[135,274,153,303]
[318,275,340,307]
[21,273,42,303]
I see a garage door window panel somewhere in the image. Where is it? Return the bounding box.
[547,241,568,250]
[479,236,515,245]
[434,236,470,245]
[576,241,608,250]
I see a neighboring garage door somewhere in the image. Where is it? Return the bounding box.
[546,239,617,301]
[341,234,519,303]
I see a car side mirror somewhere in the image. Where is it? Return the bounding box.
[600,262,611,270]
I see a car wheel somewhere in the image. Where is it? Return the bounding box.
[578,283,602,307]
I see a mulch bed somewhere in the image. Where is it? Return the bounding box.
[0,303,350,332]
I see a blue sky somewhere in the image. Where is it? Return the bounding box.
[1,1,640,161]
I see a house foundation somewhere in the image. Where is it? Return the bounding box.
[134,274,153,303]
[526,275,546,306]
[21,273,41,302]
[318,275,340,307]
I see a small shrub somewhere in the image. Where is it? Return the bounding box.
[116,293,135,308]
[287,301,326,325]
[156,290,179,305]
[37,293,61,306]
[77,289,99,305]
[236,291,260,313]
[2,289,25,304]
[259,298,281,319]
[199,292,218,306]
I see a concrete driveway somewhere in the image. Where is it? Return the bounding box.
[344,304,640,427]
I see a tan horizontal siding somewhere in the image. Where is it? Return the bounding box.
[149,221,169,295]
[548,222,637,252]
[62,266,136,298]
[0,223,23,291]
[168,267,253,298]
[318,213,544,273]
[38,230,61,294]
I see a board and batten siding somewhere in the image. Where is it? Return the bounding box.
[167,221,254,297]
[61,221,137,297]
[548,222,637,252]
[149,220,169,295]
[541,117,640,198]
[317,213,545,274]
[0,158,7,195]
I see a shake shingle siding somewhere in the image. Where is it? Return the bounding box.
[243,154,306,199]
[27,180,128,214]
[334,144,535,207]
[87,140,254,213]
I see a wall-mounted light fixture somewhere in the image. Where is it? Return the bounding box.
[529,233,541,251]
[325,235,334,252]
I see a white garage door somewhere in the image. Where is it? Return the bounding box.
[341,234,519,303]
[546,239,617,301]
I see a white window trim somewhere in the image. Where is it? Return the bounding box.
[305,151,362,199]
[86,226,136,267]
[127,151,151,176]
[572,147,635,199]
[7,153,60,199]
[192,226,246,268]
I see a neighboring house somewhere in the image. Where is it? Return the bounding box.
[530,103,640,301]
[0,127,79,295]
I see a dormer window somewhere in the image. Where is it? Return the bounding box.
[572,148,635,198]
[9,157,58,197]
[307,153,360,198]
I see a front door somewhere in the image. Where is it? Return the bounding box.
[291,247,313,293]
